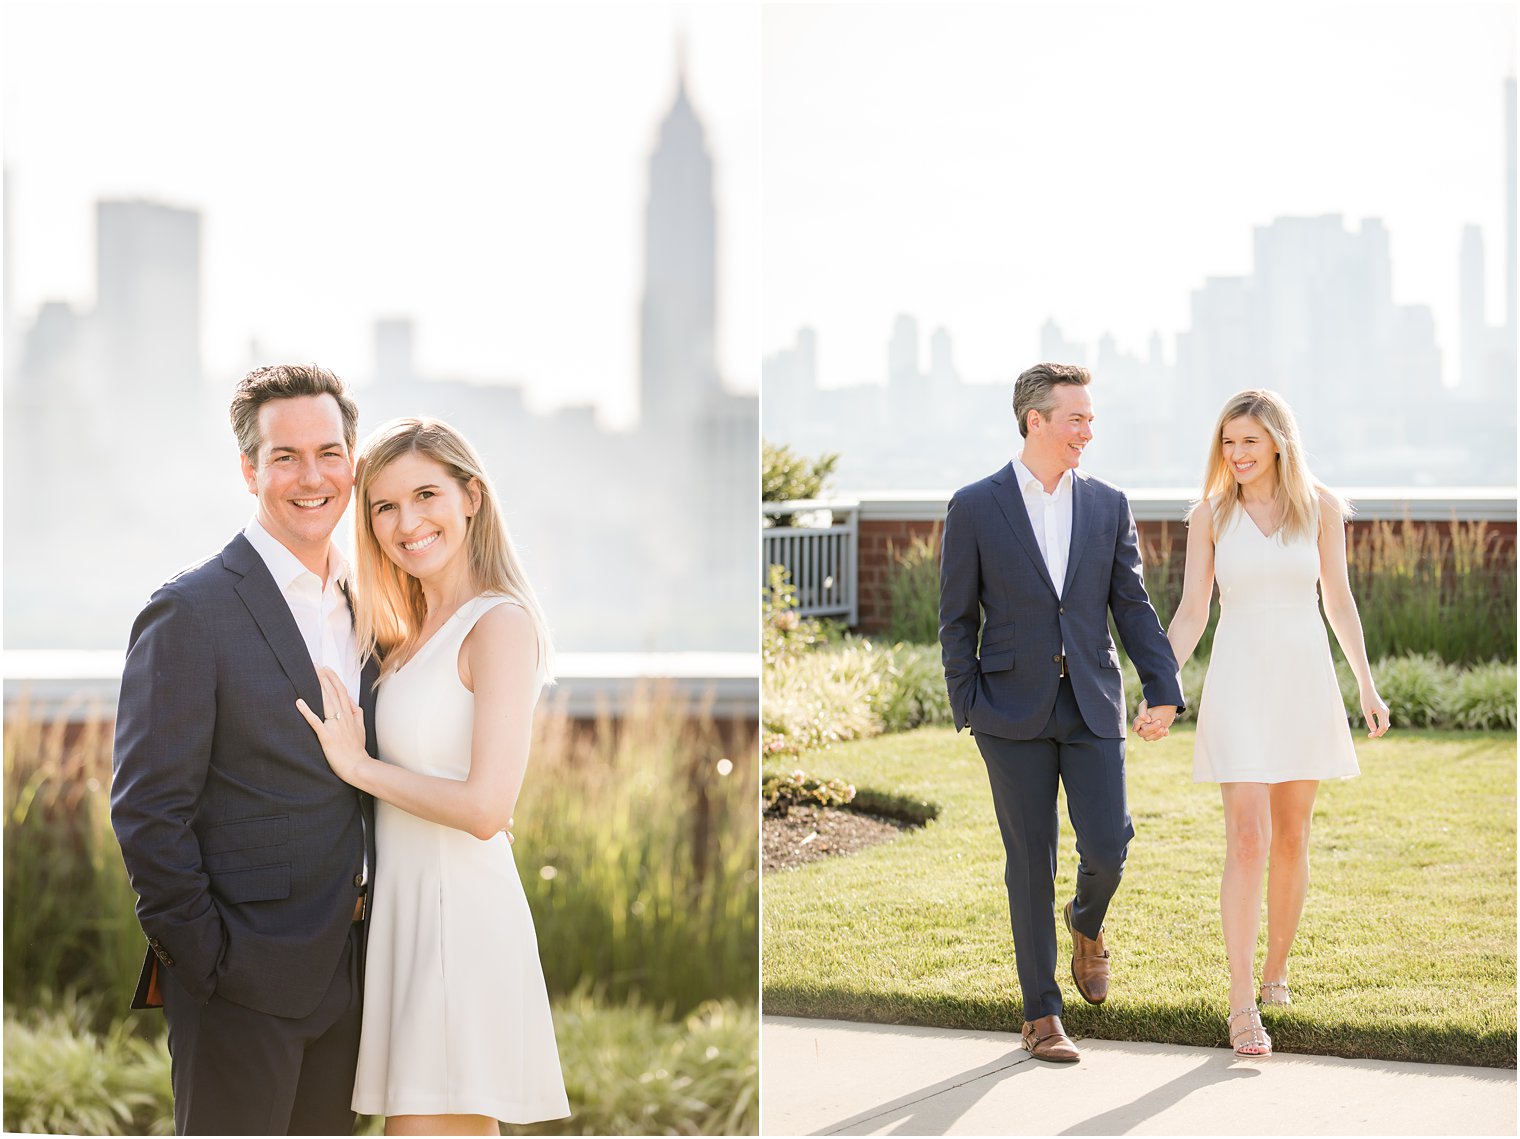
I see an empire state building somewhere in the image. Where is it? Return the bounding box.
[633,55,758,650]
[639,63,718,434]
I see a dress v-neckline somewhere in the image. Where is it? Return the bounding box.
[392,599,474,673]
[1239,505,1280,541]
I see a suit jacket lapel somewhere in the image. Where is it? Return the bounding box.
[1061,471,1093,596]
[338,578,381,880]
[989,464,1058,598]
[340,578,382,733]
[223,533,325,716]
[357,652,380,874]
[360,656,380,748]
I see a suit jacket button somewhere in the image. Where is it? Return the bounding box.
[353,873,364,888]
[1059,606,1066,614]
[1052,654,1062,663]
[156,949,174,966]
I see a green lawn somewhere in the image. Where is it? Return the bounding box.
[762,726,1517,1068]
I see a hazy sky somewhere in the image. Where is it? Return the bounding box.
[5,0,761,430]
[764,1,1517,388]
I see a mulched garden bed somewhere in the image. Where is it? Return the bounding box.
[762,806,917,873]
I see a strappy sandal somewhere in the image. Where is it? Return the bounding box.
[1259,981,1291,1007]
[1229,1007,1272,1058]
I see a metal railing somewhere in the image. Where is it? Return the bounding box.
[762,498,859,625]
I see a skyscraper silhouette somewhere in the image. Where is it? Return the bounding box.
[1460,224,1487,389]
[633,46,757,648]
[94,199,201,405]
[888,314,921,389]
[639,56,718,436]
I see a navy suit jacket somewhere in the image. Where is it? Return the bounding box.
[111,532,379,1019]
[938,464,1184,740]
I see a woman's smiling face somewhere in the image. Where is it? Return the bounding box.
[1220,415,1278,488]
[366,451,480,581]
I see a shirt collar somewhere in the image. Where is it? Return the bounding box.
[244,515,351,591]
[1012,454,1073,497]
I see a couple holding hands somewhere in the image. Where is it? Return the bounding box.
[110,364,568,1135]
[939,363,1391,1063]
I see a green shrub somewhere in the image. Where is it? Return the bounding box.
[508,990,758,1136]
[762,563,833,671]
[762,442,838,528]
[5,990,757,1139]
[517,688,757,1012]
[1345,654,1514,733]
[758,777,940,829]
[762,638,886,759]
[1124,650,1514,733]
[1138,522,1219,662]
[1447,661,1519,731]
[4,697,146,1022]
[875,642,953,733]
[1348,518,1516,665]
[3,992,172,1136]
[1138,517,1516,667]
[762,770,857,816]
[883,530,941,645]
[760,441,839,502]
[1368,653,1456,729]
[763,635,956,760]
[848,786,940,826]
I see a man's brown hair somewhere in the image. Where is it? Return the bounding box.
[1011,362,1092,438]
[229,364,359,459]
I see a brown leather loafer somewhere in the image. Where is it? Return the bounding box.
[1021,1014,1080,1062]
[1064,900,1111,1005]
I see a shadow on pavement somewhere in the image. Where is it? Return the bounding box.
[1058,1051,1262,1135]
[809,1050,1034,1135]
[808,1044,1267,1137]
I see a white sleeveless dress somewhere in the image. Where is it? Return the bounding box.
[1193,509,1360,784]
[352,594,569,1123]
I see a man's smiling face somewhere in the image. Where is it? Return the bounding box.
[240,394,355,563]
[1025,382,1094,474]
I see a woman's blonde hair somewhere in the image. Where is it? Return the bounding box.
[1193,389,1348,543]
[352,417,553,682]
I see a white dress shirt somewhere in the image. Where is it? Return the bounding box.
[243,516,367,883]
[243,516,362,705]
[1012,455,1074,599]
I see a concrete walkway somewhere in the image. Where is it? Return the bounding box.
[763,1016,1516,1136]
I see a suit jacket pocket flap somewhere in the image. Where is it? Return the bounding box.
[210,862,291,904]
[980,620,1015,650]
[202,814,290,855]
[979,649,1016,673]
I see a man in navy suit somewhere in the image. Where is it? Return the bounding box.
[938,362,1184,1063]
[112,364,379,1133]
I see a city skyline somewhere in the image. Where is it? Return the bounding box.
[4,1,761,431]
[763,2,1516,390]
[764,186,1517,491]
[5,22,758,655]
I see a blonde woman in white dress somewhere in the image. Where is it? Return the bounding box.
[1136,389,1389,1059]
[297,417,569,1135]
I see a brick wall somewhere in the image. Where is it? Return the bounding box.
[856,511,1517,635]
[857,518,945,634]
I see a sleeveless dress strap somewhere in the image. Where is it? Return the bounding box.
[456,594,540,689]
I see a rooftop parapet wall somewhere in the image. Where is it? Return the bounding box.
[4,651,759,734]
[852,489,1517,635]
